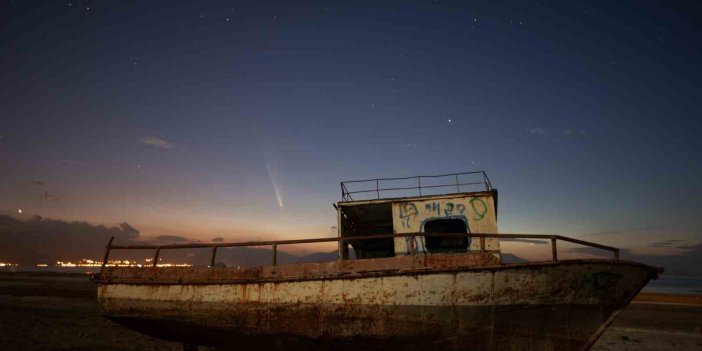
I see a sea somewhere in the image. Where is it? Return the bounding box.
[641,276,702,295]
[1,266,701,295]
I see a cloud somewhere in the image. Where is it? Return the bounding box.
[560,129,586,136]
[140,136,172,149]
[29,180,45,186]
[647,239,688,248]
[0,215,140,265]
[153,235,190,242]
[528,127,546,136]
[583,227,657,237]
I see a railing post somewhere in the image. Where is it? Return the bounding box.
[152,248,160,267]
[376,179,380,199]
[613,249,619,262]
[100,236,114,274]
[409,235,415,256]
[551,237,558,261]
[480,236,486,253]
[417,178,422,196]
[455,174,460,192]
[272,243,277,266]
[338,239,348,260]
[210,246,217,267]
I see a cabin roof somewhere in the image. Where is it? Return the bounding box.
[337,190,498,207]
[339,171,493,203]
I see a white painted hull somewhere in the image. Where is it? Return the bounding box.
[97,260,658,350]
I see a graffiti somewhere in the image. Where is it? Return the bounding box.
[445,203,466,217]
[394,197,496,255]
[425,202,440,215]
[423,202,467,217]
[469,198,488,221]
[444,202,455,217]
[398,203,418,228]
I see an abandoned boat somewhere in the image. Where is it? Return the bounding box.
[93,171,662,351]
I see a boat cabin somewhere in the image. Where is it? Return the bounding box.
[336,172,500,259]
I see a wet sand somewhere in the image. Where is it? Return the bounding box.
[593,302,702,350]
[0,272,187,351]
[0,272,700,350]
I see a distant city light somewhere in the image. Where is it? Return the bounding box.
[53,258,192,268]
[17,208,22,214]
[0,262,19,267]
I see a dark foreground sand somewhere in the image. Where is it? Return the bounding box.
[0,272,700,351]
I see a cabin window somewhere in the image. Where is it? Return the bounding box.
[423,218,469,253]
[339,203,395,259]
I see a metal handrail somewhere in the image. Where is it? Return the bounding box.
[340,171,492,201]
[99,233,620,273]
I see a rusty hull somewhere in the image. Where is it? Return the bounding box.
[95,254,659,351]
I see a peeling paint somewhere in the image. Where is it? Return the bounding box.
[96,259,658,350]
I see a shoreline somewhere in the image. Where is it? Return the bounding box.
[633,292,702,306]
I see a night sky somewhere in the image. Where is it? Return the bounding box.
[1,1,700,260]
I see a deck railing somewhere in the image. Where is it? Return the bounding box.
[100,233,620,274]
[340,171,493,201]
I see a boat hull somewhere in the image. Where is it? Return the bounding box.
[97,259,659,350]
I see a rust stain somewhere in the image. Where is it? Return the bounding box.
[96,259,659,351]
[96,253,500,285]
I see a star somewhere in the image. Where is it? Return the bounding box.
[448,119,452,123]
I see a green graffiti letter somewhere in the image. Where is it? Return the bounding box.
[469,198,488,221]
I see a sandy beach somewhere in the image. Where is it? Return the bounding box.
[0,272,700,351]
